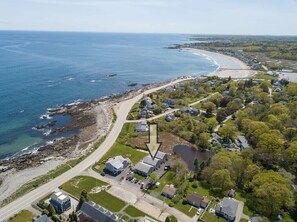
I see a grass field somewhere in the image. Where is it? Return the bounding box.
[8,210,35,222]
[124,205,146,217]
[60,176,108,197]
[93,142,147,172]
[60,176,125,212]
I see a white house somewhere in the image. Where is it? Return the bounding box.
[105,156,130,175]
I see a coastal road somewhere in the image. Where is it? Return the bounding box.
[0,77,192,222]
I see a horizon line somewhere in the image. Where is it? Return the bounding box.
[1,29,297,37]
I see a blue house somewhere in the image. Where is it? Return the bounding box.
[50,191,71,213]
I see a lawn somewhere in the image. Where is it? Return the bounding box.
[60,176,108,198]
[8,210,35,222]
[92,190,126,212]
[201,211,226,222]
[201,200,226,222]
[60,176,125,212]
[93,142,147,172]
[124,205,146,217]
[253,73,276,80]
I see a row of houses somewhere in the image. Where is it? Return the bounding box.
[165,107,201,122]
[211,133,250,150]
[134,152,168,177]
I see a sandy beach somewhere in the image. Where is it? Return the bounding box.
[186,48,256,78]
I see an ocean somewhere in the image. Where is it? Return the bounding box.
[0,31,217,159]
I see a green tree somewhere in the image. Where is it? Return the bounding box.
[47,204,56,217]
[196,133,210,150]
[210,169,234,193]
[68,211,78,222]
[260,80,271,93]
[207,117,218,132]
[286,83,297,97]
[219,124,236,141]
[255,132,283,166]
[149,172,158,184]
[250,171,294,217]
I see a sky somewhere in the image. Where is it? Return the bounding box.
[0,0,297,35]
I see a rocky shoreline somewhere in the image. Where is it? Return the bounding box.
[0,79,171,176]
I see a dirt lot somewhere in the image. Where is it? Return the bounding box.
[127,132,193,153]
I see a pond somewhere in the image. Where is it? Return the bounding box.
[173,144,213,171]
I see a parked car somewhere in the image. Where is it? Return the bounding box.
[196,208,203,216]
[100,172,106,176]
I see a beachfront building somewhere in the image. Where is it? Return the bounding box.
[105,156,130,175]
[136,119,149,132]
[143,156,161,170]
[78,201,124,222]
[134,162,154,177]
[50,191,71,213]
[215,197,239,222]
[155,151,168,163]
[186,194,210,209]
[161,184,177,199]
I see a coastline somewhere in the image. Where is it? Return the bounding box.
[185,48,256,78]
[0,48,252,206]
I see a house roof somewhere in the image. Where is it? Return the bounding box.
[134,162,153,174]
[34,215,50,222]
[162,184,177,197]
[79,201,123,222]
[237,136,249,148]
[186,194,210,205]
[215,197,239,218]
[50,191,70,204]
[155,151,167,160]
[143,155,160,167]
[136,120,148,131]
[106,156,128,170]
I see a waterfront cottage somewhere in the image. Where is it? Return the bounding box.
[105,155,130,175]
[134,162,154,177]
[154,151,168,163]
[143,155,161,169]
[50,191,71,214]
[161,184,177,199]
[215,197,239,222]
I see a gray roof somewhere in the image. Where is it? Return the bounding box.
[134,162,153,174]
[106,156,129,170]
[155,151,167,160]
[216,197,239,218]
[79,201,124,222]
[136,120,148,132]
[34,215,50,222]
[143,155,160,167]
[237,136,249,148]
[50,191,70,205]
